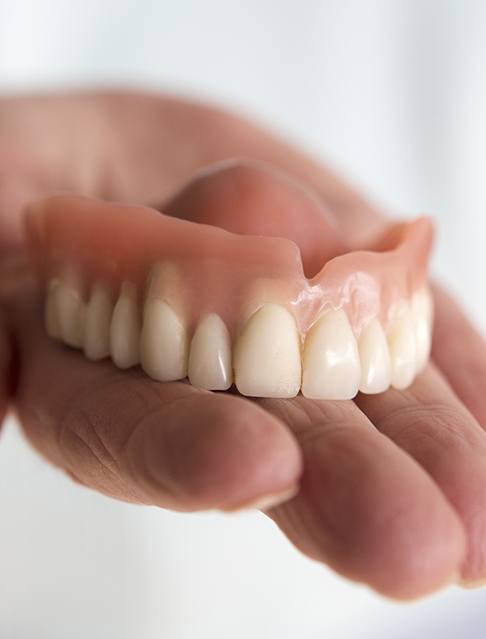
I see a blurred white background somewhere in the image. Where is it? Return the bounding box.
[1,0,486,637]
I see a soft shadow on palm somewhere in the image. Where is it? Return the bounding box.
[3,92,486,599]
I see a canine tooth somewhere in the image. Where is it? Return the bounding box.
[84,283,113,361]
[57,281,85,349]
[188,314,232,390]
[388,303,416,389]
[358,319,391,394]
[140,300,188,381]
[234,304,301,398]
[412,288,433,372]
[110,282,140,369]
[302,309,360,400]
[45,279,62,339]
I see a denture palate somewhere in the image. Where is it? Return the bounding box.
[26,195,434,400]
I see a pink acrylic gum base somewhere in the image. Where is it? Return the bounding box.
[26,195,434,340]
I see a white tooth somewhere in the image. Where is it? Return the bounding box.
[44,279,62,340]
[110,282,140,369]
[387,303,416,390]
[140,299,188,381]
[234,304,301,398]
[358,319,391,394]
[412,288,433,373]
[302,308,360,400]
[57,280,85,349]
[84,283,113,361]
[188,314,232,390]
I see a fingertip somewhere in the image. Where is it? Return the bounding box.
[126,392,303,511]
[331,473,466,600]
[363,502,465,600]
[278,406,467,601]
[347,471,466,599]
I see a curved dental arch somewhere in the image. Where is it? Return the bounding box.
[27,195,434,400]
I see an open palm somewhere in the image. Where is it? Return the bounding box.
[1,92,486,599]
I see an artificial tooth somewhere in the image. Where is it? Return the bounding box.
[57,280,85,349]
[84,283,113,361]
[188,314,232,390]
[302,308,360,400]
[140,299,188,381]
[44,279,62,340]
[110,282,140,369]
[358,319,391,394]
[387,303,416,389]
[412,288,433,373]
[234,304,301,398]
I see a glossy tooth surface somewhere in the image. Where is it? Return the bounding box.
[45,279,62,340]
[57,281,85,349]
[234,304,301,398]
[140,300,188,381]
[412,288,433,373]
[84,283,113,361]
[188,314,232,390]
[110,282,140,369]
[302,309,360,400]
[358,319,391,394]
[388,303,416,390]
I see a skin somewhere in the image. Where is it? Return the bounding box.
[2,92,486,599]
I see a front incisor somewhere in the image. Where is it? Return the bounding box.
[188,314,232,390]
[140,299,188,381]
[302,308,361,400]
[358,319,391,394]
[234,304,301,398]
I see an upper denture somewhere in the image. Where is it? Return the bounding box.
[25,190,434,400]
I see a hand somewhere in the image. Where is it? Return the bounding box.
[2,92,486,600]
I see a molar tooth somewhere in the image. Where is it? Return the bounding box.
[234,304,301,398]
[302,309,360,400]
[412,288,433,373]
[387,302,416,390]
[358,319,391,394]
[45,279,62,340]
[84,283,113,361]
[57,280,85,349]
[140,300,188,381]
[188,314,232,390]
[110,282,140,369]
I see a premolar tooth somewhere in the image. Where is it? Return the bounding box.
[302,309,360,400]
[412,288,433,373]
[57,280,85,349]
[110,282,140,369]
[140,300,188,381]
[358,319,391,394]
[84,283,113,361]
[387,303,416,389]
[188,314,232,390]
[45,279,62,340]
[234,304,301,398]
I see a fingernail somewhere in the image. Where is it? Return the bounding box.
[223,484,299,513]
[458,577,486,589]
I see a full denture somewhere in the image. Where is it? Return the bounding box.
[25,193,434,400]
